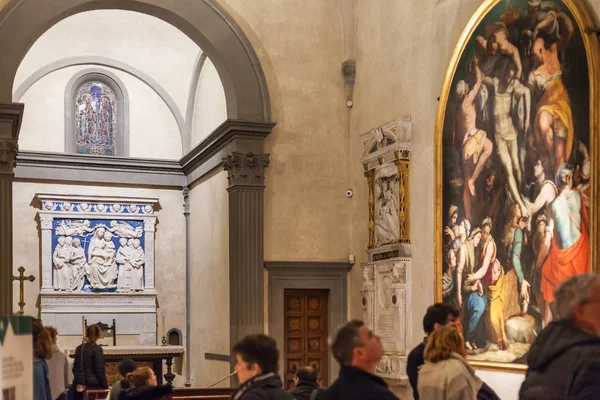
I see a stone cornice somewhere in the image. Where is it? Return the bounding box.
[13,119,275,188]
[0,103,24,140]
[180,119,275,176]
[264,261,353,273]
[0,103,24,174]
[15,151,185,187]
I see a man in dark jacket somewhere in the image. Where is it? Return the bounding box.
[288,366,326,400]
[324,320,399,400]
[519,273,600,400]
[230,334,293,400]
[406,303,460,400]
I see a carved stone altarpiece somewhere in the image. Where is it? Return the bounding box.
[36,194,159,345]
[360,118,412,384]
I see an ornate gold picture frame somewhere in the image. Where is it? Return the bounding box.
[434,0,600,372]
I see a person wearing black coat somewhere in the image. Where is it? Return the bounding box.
[69,325,108,400]
[519,274,600,400]
[230,334,293,400]
[324,320,399,400]
[118,385,172,400]
[288,366,326,400]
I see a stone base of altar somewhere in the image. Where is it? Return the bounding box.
[66,345,184,386]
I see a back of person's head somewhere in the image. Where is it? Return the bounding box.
[32,318,52,360]
[45,325,58,344]
[86,324,101,344]
[330,320,364,365]
[126,367,155,388]
[232,334,279,374]
[424,326,465,363]
[295,366,318,384]
[118,358,137,378]
[423,303,459,335]
[555,274,600,332]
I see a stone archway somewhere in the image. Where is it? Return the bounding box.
[0,0,271,122]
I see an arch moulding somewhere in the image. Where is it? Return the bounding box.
[0,0,271,122]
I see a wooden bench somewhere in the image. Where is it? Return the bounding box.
[87,387,235,400]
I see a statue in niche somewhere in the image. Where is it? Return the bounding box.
[108,220,143,239]
[70,238,87,290]
[52,236,72,290]
[55,220,94,236]
[116,238,133,292]
[128,239,146,291]
[86,226,117,289]
[374,175,400,247]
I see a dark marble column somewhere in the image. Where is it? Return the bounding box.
[0,103,24,315]
[223,152,269,376]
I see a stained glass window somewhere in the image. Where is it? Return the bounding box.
[75,81,117,155]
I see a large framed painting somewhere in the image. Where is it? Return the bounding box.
[434,0,600,371]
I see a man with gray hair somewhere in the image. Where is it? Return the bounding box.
[519,273,600,400]
[324,320,398,400]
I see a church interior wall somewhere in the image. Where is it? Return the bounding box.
[348,0,600,397]
[12,10,199,116]
[188,169,230,387]
[11,181,186,352]
[217,0,354,263]
[16,65,183,159]
[191,57,228,148]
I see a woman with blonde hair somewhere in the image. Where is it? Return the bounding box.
[418,326,499,400]
[118,367,173,400]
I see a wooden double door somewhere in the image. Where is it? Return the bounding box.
[284,289,329,389]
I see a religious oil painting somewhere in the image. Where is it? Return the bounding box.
[52,219,145,293]
[434,0,600,370]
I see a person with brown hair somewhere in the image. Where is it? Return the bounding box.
[45,325,69,400]
[418,326,498,400]
[117,367,173,400]
[288,366,326,400]
[33,318,53,400]
[68,324,108,400]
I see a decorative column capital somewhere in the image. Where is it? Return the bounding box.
[0,140,19,174]
[223,152,270,189]
[0,103,24,175]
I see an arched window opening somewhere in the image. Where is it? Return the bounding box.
[75,81,117,155]
[66,70,129,157]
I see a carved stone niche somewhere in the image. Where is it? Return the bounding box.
[35,194,159,345]
[360,118,412,384]
[361,258,411,384]
[361,118,411,260]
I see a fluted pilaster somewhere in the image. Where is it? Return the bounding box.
[0,103,24,315]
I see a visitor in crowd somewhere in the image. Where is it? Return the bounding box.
[45,326,69,400]
[324,320,398,400]
[406,303,460,400]
[33,318,53,400]
[109,358,137,400]
[117,367,173,400]
[69,324,108,400]
[288,366,326,400]
[418,326,499,400]
[519,273,600,399]
[230,334,292,400]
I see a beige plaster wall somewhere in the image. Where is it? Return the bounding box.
[17,65,183,159]
[191,58,228,147]
[217,0,353,262]
[11,182,186,374]
[188,170,230,386]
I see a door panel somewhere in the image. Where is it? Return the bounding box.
[284,289,329,389]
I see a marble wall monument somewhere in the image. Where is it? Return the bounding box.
[36,194,159,345]
[360,118,412,384]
